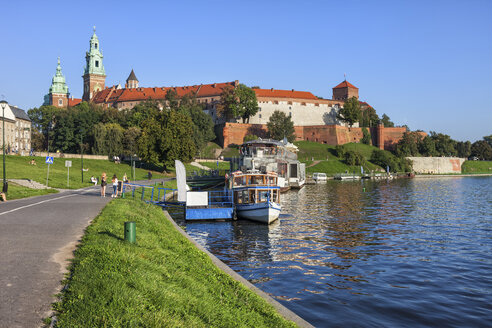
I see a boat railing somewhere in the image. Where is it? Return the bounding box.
[205,189,234,208]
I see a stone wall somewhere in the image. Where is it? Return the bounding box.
[35,152,109,160]
[221,123,408,150]
[407,157,466,174]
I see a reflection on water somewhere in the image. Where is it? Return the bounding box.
[175,177,492,327]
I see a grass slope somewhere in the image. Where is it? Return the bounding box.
[54,199,296,328]
[295,141,386,175]
[5,183,58,201]
[1,155,167,189]
[462,160,492,174]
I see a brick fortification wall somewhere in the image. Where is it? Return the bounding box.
[221,123,408,150]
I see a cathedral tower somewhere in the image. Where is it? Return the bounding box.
[82,27,106,101]
[44,57,70,108]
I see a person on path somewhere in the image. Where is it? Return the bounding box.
[111,174,118,198]
[101,172,107,197]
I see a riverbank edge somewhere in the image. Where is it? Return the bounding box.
[163,210,314,328]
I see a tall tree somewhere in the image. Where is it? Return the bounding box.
[381,114,395,127]
[456,141,472,158]
[395,132,423,157]
[27,105,62,150]
[483,135,492,148]
[429,132,457,157]
[418,136,437,156]
[267,110,296,142]
[138,109,196,167]
[337,97,361,127]
[360,106,379,127]
[217,84,259,123]
[175,96,215,153]
[471,140,492,160]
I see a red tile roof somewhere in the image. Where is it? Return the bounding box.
[333,80,358,89]
[92,81,237,104]
[68,98,82,107]
[254,88,318,100]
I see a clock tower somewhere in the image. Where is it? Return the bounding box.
[82,27,106,101]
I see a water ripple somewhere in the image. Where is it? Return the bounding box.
[178,177,492,327]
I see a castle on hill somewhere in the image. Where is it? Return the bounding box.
[44,28,406,150]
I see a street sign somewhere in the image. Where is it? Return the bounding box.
[45,156,54,164]
[65,160,72,167]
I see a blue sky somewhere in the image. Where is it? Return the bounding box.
[1,0,491,141]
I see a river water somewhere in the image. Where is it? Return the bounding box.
[175,177,492,327]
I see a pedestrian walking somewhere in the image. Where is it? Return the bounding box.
[101,172,107,197]
[111,174,118,198]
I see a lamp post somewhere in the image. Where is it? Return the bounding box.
[80,128,85,183]
[0,100,8,193]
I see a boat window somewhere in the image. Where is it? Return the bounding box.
[273,190,278,202]
[258,190,269,203]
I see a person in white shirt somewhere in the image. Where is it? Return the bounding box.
[111,174,118,198]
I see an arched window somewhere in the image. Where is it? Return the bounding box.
[58,99,63,106]
[95,60,99,67]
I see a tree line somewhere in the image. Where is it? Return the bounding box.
[395,131,492,160]
[28,91,215,168]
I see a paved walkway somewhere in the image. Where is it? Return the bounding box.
[0,186,111,327]
[190,161,211,171]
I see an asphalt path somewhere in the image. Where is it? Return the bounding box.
[0,186,111,327]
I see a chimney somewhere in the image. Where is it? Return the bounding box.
[213,83,216,88]
[271,88,274,91]
[234,80,239,87]
[291,89,294,92]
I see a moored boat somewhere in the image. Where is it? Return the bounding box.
[229,171,281,224]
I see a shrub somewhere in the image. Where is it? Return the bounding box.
[361,128,371,145]
[344,150,365,166]
[243,134,258,143]
[335,145,346,158]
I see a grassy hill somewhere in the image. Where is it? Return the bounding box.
[295,141,390,175]
[462,160,492,174]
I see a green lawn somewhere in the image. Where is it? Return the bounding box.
[295,141,386,175]
[462,160,492,174]
[4,182,58,201]
[53,199,296,328]
[0,155,167,189]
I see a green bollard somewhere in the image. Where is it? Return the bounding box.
[124,221,136,243]
[363,188,366,192]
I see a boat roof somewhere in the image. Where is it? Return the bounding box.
[241,139,284,147]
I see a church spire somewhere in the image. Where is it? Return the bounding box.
[44,57,69,107]
[49,57,69,95]
[83,27,106,101]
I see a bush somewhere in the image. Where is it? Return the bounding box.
[335,145,346,158]
[370,149,412,172]
[361,128,371,145]
[344,150,365,166]
[243,134,258,143]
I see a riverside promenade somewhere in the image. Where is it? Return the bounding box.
[0,186,111,327]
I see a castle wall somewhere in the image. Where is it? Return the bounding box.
[220,123,407,150]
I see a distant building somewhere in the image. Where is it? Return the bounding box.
[0,104,31,154]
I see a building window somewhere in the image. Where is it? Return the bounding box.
[259,107,261,112]
[95,43,98,49]
[95,60,99,67]
[58,99,63,106]
[289,112,292,117]
[259,114,262,119]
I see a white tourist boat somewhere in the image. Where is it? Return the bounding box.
[229,171,281,224]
